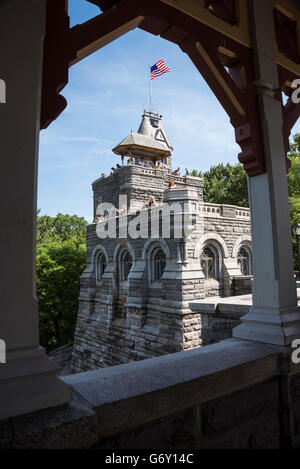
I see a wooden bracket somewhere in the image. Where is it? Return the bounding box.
[41,0,300,177]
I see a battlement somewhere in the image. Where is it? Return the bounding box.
[202,203,250,220]
[92,164,204,217]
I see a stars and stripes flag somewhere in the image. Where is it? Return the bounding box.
[150,60,170,80]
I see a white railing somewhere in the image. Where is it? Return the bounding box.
[202,203,250,219]
[202,203,222,216]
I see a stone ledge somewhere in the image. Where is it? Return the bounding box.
[0,391,97,449]
[0,339,282,448]
[62,338,279,440]
[190,302,250,316]
[0,356,72,420]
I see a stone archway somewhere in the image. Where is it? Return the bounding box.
[1,0,300,421]
[231,235,252,259]
[194,232,229,297]
[194,232,230,260]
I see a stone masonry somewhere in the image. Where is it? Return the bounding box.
[72,112,252,372]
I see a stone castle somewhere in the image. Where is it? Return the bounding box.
[71,110,252,372]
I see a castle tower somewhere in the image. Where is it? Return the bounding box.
[71,110,252,372]
[93,111,177,214]
[113,110,173,170]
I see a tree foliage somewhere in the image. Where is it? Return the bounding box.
[287,135,300,269]
[287,134,300,199]
[194,163,249,207]
[36,213,87,352]
[37,212,87,246]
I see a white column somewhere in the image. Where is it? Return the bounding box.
[233,0,300,345]
[0,0,71,420]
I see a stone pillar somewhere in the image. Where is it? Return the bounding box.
[0,0,71,420]
[233,0,300,345]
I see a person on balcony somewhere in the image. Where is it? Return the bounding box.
[94,212,104,223]
[172,166,181,175]
[115,204,127,216]
[146,195,158,209]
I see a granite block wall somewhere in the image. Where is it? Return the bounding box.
[94,379,281,449]
[72,165,252,371]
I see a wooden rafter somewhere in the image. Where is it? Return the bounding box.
[69,0,145,66]
[41,0,300,176]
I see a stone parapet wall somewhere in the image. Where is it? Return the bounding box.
[95,378,281,449]
[233,275,253,295]
[92,165,204,216]
[3,339,300,449]
[202,203,250,219]
[189,298,251,345]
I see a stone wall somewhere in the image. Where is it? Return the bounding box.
[72,166,252,372]
[203,204,251,256]
[233,275,253,295]
[200,308,244,344]
[202,203,252,297]
[72,222,201,371]
[3,338,300,449]
[95,378,281,449]
[93,165,204,215]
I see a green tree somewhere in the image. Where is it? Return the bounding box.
[37,241,86,352]
[36,213,87,352]
[197,163,249,207]
[287,134,300,198]
[37,212,87,246]
[287,134,300,269]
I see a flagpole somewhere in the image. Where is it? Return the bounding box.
[149,65,152,111]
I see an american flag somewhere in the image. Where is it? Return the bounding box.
[150,60,170,80]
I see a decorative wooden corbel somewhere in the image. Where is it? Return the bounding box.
[41,0,300,178]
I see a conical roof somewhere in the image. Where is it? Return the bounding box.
[137,111,173,152]
[112,110,173,160]
[137,113,153,136]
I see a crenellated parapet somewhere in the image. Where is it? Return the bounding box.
[92,164,204,216]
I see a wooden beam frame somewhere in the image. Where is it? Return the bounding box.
[41,0,300,177]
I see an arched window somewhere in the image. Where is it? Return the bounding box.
[237,247,252,275]
[96,252,106,280]
[120,250,132,281]
[152,248,166,281]
[201,246,218,279]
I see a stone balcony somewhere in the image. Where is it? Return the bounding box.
[92,164,204,188]
[0,338,291,449]
[202,203,250,219]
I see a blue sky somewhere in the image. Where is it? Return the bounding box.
[38,0,300,222]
